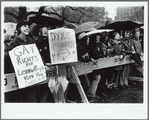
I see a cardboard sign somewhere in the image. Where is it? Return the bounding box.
[4,55,144,93]
[48,28,78,64]
[9,44,46,88]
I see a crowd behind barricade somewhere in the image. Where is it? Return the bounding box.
[4,18,144,103]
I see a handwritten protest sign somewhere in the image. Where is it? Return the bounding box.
[48,28,78,64]
[9,44,46,89]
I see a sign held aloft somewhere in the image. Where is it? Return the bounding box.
[9,44,46,89]
[48,28,78,64]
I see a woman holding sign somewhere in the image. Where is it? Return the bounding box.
[5,20,37,102]
[5,20,35,52]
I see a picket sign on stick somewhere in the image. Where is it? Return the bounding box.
[9,44,46,89]
[48,28,78,65]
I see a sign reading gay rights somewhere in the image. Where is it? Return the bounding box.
[9,44,46,88]
[48,28,78,64]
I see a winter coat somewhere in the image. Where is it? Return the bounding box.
[111,41,126,57]
[122,38,135,55]
[101,41,113,57]
[35,36,51,63]
[132,37,143,55]
[5,36,35,53]
[77,43,91,62]
[4,36,35,74]
[88,42,104,60]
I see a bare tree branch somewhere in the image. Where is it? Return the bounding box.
[5,11,18,21]
[45,11,80,24]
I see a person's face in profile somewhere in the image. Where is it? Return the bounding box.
[135,31,140,39]
[95,35,101,43]
[124,31,130,39]
[20,24,30,35]
[104,36,109,42]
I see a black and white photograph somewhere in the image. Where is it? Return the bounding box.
[1,1,148,119]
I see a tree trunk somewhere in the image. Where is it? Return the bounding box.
[17,7,27,22]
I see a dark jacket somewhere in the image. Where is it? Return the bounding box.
[35,36,51,63]
[132,37,142,55]
[4,36,35,74]
[88,42,104,60]
[111,41,126,57]
[101,41,113,57]
[77,43,91,62]
[5,36,35,53]
[122,38,135,54]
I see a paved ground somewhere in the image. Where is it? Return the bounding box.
[66,80,143,103]
[95,81,143,103]
[5,79,143,103]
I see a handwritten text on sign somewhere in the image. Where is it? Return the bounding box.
[9,44,46,88]
[48,28,78,64]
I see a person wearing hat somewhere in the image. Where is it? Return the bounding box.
[76,32,101,101]
[5,20,34,52]
[77,32,91,62]
[88,33,109,97]
[4,20,36,102]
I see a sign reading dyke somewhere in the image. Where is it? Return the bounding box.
[48,28,78,64]
[9,44,46,89]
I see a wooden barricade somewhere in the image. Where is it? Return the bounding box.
[4,55,144,103]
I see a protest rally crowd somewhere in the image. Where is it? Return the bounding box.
[4,8,144,103]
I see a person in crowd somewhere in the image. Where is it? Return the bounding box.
[110,32,127,90]
[35,26,51,64]
[139,28,144,52]
[77,32,101,101]
[100,32,113,57]
[132,28,143,56]
[34,26,54,102]
[96,32,114,96]
[131,28,143,76]
[13,29,18,38]
[88,33,108,97]
[4,34,14,52]
[121,30,136,88]
[5,21,34,53]
[30,24,41,41]
[4,20,37,102]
